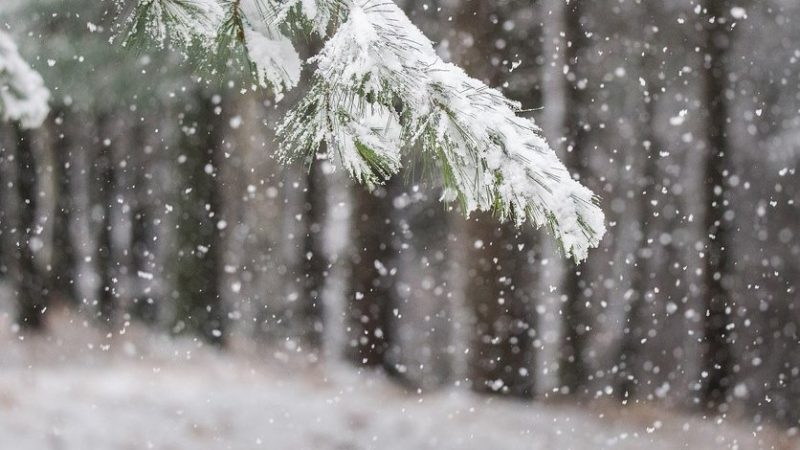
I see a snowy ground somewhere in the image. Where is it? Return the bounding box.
[0,310,796,450]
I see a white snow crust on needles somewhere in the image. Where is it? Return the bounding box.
[123,0,606,261]
[279,0,605,261]
[237,0,303,98]
[0,31,50,129]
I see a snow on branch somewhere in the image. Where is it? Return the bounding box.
[122,0,225,48]
[120,0,302,97]
[258,0,347,36]
[278,0,605,260]
[218,0,302,97]
[119,0,606,261]
[0,31,50,129]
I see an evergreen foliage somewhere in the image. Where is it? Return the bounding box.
[117,0,606,261]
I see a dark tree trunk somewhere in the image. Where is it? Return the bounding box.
[347,185,394,367]
[559,0,593,395]
[617,73,662,403]
[129,123,159,324]
[130,203,158,323]
[13,126,47,330]
[300,161,327,348]
[95,116,117,325]
[0,127,11,280]
[616,14,665,402]
[700,0,736,410]
[466,216,538,398]
[49,109,79,306]
[173,97,227,345]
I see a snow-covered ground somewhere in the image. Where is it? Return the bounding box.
[0,310,795,450]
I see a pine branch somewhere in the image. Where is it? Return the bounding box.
[122,0,224,48]
[278,0,606,260]
[118,0,607,261]
[256,0,347,36]
[119,0,302,96]
[277,81,402,187]
[214,1,302,97]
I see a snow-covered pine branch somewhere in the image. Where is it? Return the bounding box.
[117,0,606,261]
[0,31,50,128]
[120,0,303,97]
[123,0,225,48]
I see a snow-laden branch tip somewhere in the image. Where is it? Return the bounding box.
[120,0,606,261]
[0,31,50,128]
[277,0,606,261]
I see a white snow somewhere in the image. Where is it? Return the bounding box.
[118,0,608,261]
[242,23,301,98]
[277,0,606,261]
[0,310,791,450]
[137,270,154,280]
[730,7,748,20]
[0,31,50,128]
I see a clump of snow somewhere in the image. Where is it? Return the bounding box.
[243,26,301,98]
[0,31,50,128]
[730,6,748,20]
[239,0,302,99]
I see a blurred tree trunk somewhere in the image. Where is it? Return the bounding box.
[145,109,178,328]
[49,109,79,307]
[173,96,226,345]
[616,131,656,402]
[130,202,158,323]
[95,115,117,325]
[559,0,593,395]
[300,161,327,349]
[617,62,662,403]
[389,184,454,389]
[67,115,97,315]
[346,184,394,367]
[280,165,308,340]
[444,0,542,397]
[700,0,736,410]
[616,10,666,402]
[0,127,13,281]
[466,217,538,397]
[13,126,48,329]
[129,122,159,324]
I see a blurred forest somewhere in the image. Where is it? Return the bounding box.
[1,0,799,434]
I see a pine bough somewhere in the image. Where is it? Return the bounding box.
[0,31,50,129]
[118,0,606,261]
